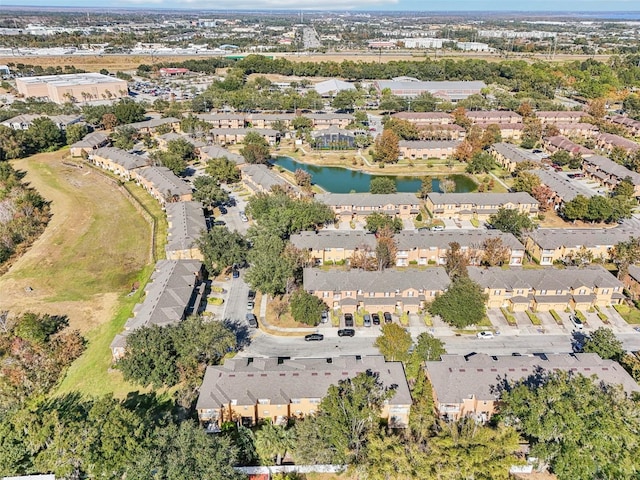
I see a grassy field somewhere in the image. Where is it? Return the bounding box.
[0,150,154,396]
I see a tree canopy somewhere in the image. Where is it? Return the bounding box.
[375,323,413,362]
[370,176,397,194]
[290,289,326,326]
[197,226,249,276]
[488,208,534,238]
[429,276,487,328]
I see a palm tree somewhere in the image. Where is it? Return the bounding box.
[254,420,295,465]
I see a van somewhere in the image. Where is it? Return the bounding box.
[246,313,258,328]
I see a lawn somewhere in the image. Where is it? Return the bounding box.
[124,181,168,261]
[614,304,640,324]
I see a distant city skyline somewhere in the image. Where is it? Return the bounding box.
[5,0,640,13]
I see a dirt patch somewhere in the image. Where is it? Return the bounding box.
[0,151,151,334]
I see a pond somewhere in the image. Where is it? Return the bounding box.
[272,156,477,194]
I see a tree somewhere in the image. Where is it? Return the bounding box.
[375,226,397,271]
[315,371,394,463]
[429,276,487,328]
[111,125,138,150]
[405,332,446,379]
[65,123,88,145]
[511,171,541,194]
[585,195,613,223]
[418,177,432,200]
[501,371,640,480]
[610,236,640,279]
[465,151,495,174]
[364,212,403,234]
[587,97,607,120]
[513,160,540,174]
[550,149,572,167]
[290,289,326,326]
[118,316,236,388]
[412,91,438,112]
[581,327,624,361]
[562,194,590,222]
[521,116,543,149]
[331,89,359,111]
[193,175,229,207]
[452,106,471,129]
[614,177,636,198]
[241,131,271,164]
[444,242,468,279]
[197,226,248,276]
[205,157,241,184]
[293,417,341,465]
[101,112,118,130]
[481,237,510,266]
[438,178,456,193]
[294,168,312,189]
[113,98,145,125]
[372,129,400,164]
[150,151,186,175]
[481,124,502,147]
[370,176,397,194]
[488,208,534,238]
[245,233,297,295]
[255,421,295,466]
[292,116,313,137]
[531,184,555,212]
[383,118,421,140]
[166,138,196,161]
[26,117,64,152]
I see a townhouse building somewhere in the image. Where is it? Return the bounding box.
[425,353,640,422]
[527,169,596,209]
[165,201,207,260]
[290,231,377,265]
[198,145,245,165]
[390,111,454,126]
[418,123,466,140]
[132,166,193,205]
[535,111,587,124]
[90,147,148,180]
[127,117,180,135]
[303,267,450,314]
[398,140,461,160]
[249,113,296,129]
[467,110,522,125]
[595,132,640,154]
[524,227,636,266]
[196,356,412,431]
[610,115,640,136]
[395,230,525,267]
[426,192,539,222]
[316,193,421,222]
[544,135,594,157]
[582,155,640,196]
[490,142,541,172]
[69,131,109,157]
[110,259,204,360]
[623,265,640,300]
[554,122,599,138]
[196,113,246,129]
[474,122,524,140]
[1,113,83,130]
[467,265,624,312]
[156,132,206,151]
[210,128,279,146]
[242,164,299,195]
[303,113,355,130]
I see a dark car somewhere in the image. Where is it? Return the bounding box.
[304,333,324,342]
[372,313,381,325]
[338,328,355,337]
[246,313,258,328]
[218,206,227,214]
[232,269,240,279]
[383,312,393,324]
[344,313,354,327]
[248,290,256,300]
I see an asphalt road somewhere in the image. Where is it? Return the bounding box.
[240,329,640,359]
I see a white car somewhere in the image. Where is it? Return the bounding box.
[477,331,495,339]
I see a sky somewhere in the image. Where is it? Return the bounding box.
[5,0,640,12]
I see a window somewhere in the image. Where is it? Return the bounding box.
[346,291,352,297]
[291,399,301,404]
[407,291,414,297]
[516,289,523,295]
[384,292,390,297]
[579,289,586,295]
[231,399,237,406]
[556,290,562,295]
[540,290,547,295]
[602,289,609,294]
[323,291,329,298]
[493,290,501,295]
[258,399,270,405]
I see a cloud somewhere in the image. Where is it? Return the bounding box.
[120,0,399,8]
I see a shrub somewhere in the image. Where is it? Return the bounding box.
[526,310,541,325]
[211,286,225,293]
[575,310,587,323]
[428,259,437,265]
[416,212,423,222]
[549,309,563,324]
[208,297,224,306]
[500,307,517,326]
[335,259,346,266]
[409,260,418,265]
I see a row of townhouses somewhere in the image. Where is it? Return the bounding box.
[303,265,624,314]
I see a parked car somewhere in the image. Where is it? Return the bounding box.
[431,225,445,231]
[232,269,240,279]
[248,290,256,300]
[477,331,495,339]
[239,211,248,222]
[338,328,355,337]
[247,300,255,310]
[344,313,354,327]
[570,315,584,330]
[363,314,372,327]
[213,220,226,226]
[246,313,258,328]
[218,205,227,214]
[372,313,381,325]
[383,312,393,324]
[305,333,324,342]
[321,311,329,324]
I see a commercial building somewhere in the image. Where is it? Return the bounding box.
[373,79,486,101]
[16,73,128,104]
[425,353,640,422]
[196,356,412,431]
